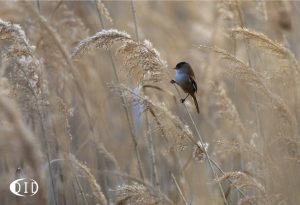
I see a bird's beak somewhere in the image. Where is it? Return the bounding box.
[173,67,176,70]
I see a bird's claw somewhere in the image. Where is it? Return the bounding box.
[180,99,185,103]
[170,80,176,84]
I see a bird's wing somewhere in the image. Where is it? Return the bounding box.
[188,67,195,77]
[189,77,197,92]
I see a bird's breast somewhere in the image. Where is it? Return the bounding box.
[175,72,193,93]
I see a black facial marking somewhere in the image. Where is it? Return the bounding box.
[176,61,187,69]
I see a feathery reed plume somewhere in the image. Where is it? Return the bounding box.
[0,19,31,49]
[217,171,266,195]
[96,0,113,23]
[192,143,208,162]
[109,83,199,152]
[0,17,56,205]
[216,137,280,177]
[199,45,269,96]
[232,27,300,74]
[212,82,246,136]
[97,143,120,171]
[72,29,167,83]
[117,39,166,83]
[237,196,267,205]
[0,18,31,62]
[199,45,296,134]
[0,19,47,112]
[71,29,131,59]
[71,155,108,205]
[55,96,73,139]
[114,182,173,205]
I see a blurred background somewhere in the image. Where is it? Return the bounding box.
[0,1,299,205]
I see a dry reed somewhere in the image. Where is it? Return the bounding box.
[72,29,167,84]
[0,1,299,205]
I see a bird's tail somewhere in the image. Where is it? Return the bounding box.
[192,94,200,114]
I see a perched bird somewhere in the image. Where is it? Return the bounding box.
[170,62,199,113]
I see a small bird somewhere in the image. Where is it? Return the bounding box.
[170,62,199,113]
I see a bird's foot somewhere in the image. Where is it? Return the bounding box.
[170,80,176,84]
[180,98,186,103]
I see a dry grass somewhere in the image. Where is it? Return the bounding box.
[0,1,300,205]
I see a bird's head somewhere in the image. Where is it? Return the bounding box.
[174,62,194,77]
[174,61,190,70]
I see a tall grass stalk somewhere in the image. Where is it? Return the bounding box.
[94,0,145,181]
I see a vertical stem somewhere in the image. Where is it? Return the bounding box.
[235,0,263,141]
[235,0,265,188]
[171,172,188,205]
[130,0,139,42]
[74,176,89,205]
[94,0,145,181]
[172,85,228,205]
[130,0,160,188]
[147,129,159,187]
[209,158,247,198]
[235,2,269,205]
[36,0,40,13]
